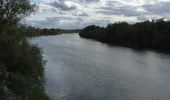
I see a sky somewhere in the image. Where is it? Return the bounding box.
[25,0,170,29]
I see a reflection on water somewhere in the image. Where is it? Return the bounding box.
[33,34,170,100]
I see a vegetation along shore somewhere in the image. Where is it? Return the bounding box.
[79,19,170,52]
[0,0,49,99]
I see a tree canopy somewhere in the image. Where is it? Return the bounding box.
[79,19,170,51]
[0,0,35,27]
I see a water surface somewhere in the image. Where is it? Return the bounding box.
[34,34,170,100]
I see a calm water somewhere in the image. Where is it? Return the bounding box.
[33,34,170,100]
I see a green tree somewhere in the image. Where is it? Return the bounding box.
[0,0,35,26]
[80,19,170,51]
[0,0,49,100]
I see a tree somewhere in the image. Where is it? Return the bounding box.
[0,0,35,31]
[79,19,170,51]
[0,0,49,100]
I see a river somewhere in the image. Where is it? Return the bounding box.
[33,34,170,100]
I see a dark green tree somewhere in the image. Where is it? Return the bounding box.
[80,19,170,51]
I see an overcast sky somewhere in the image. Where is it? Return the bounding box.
[25,0,170,29]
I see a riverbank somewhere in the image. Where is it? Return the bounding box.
[0,0,49,99]
[79,19,170,52]
[0,37,49,100]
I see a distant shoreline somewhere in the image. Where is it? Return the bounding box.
[24,27,81,36]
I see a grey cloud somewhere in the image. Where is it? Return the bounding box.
[38,3,67,14]
[137,16,149,21]
[143,1,170,14]
[98,6,145,17]
[114,8,144,17]
[46,16,84,22]
[73,11,88,16]
[47,17,68,21]
[85,0,101,3]
[38,4,59,13]
[25,19,57,28]
[96,0,146,17]
[29,0,170,29]
[49,1,77,11]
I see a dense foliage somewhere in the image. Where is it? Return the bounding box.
[0,0,49,99]
[79,19,170,51]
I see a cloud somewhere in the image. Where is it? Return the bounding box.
[48,0,81,11]
[98,7,145,17]
[143,1,170,14]
[46,16,83,22]
[27,0,170,29]
[85,0,102,3]
[72,11,88,16]
[38,4,60,13]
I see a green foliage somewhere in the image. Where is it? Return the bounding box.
[0,0,35,28]
[0,26,49,100]
[79,19,170,51]
[0,0,49,99]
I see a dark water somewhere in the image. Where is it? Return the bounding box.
[33,34,170,100]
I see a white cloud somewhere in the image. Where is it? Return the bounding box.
[27,0,170,29]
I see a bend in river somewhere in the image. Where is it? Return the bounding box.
[33,34,170,100]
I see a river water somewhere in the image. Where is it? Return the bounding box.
[33,34,170,100]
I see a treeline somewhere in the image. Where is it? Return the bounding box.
[0,0,49,100]
[22,26,80,36]
[79,19,170,51]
